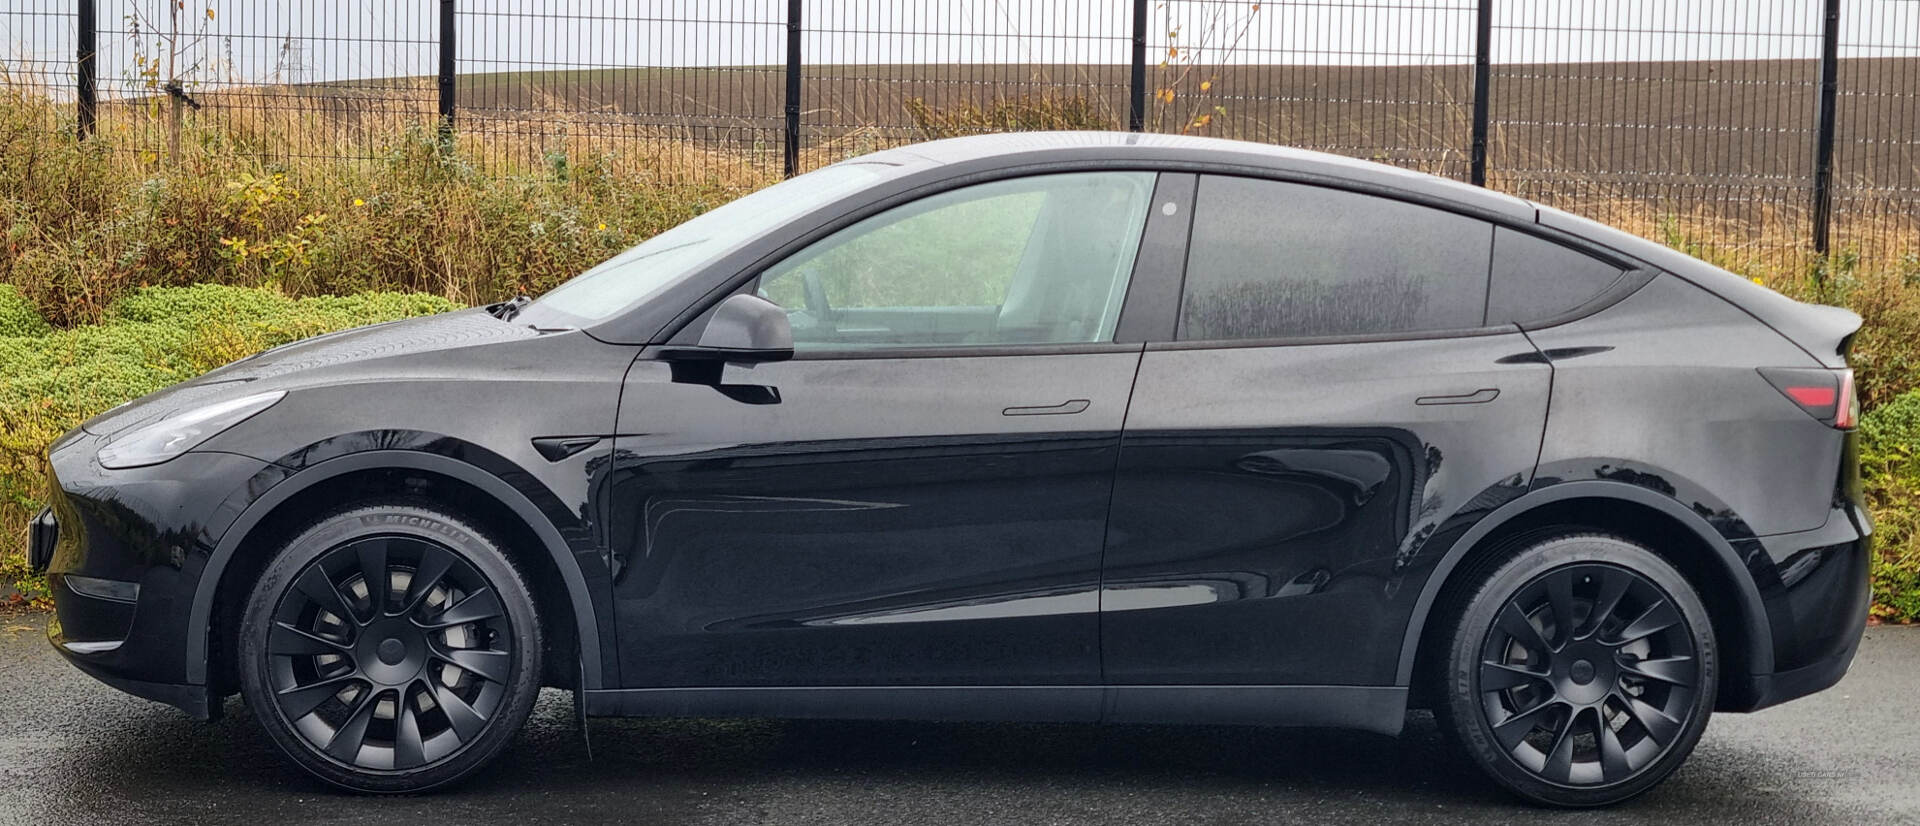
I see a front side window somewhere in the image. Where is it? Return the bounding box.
[755,172,1156,350]
[1178,176,1495,341]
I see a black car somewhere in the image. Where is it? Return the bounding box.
[31,133,1868,806]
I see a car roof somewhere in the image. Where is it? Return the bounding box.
[850,131,1539,222]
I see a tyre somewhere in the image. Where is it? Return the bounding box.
[238,503,542,793]
[1431,534,1717,807]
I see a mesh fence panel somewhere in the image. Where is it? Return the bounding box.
[6,1,1918,257]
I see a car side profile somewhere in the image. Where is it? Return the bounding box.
[30,132,1868,806]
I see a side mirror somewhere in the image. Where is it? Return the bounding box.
[660,294,794,363]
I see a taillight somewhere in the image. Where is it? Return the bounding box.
[1759,367,1857,429]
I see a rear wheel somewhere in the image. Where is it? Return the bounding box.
[238,503,542,792]
[1432,534,1717,807]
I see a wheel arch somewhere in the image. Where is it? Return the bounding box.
[1395,480,1774,705]
[186,449,604,690]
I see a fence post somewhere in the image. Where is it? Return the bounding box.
[76,0,96,140]
[1128,0,1146,132]
[1469,0,1491,186]
[784,0,801,177]
[438,0,456,145]
[1812,0,1841,255]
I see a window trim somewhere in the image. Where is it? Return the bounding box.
[650,158,1656,354]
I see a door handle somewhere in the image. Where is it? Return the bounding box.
[1003,399,1090,416]
[1415,388,1500,406]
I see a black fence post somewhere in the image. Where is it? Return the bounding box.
[76,0,96,141]
[438,0,456,146]
[1469,0,1491,186]
[1128,0,1146,132]
[1812,0,1841,255]
[784,0,801,177]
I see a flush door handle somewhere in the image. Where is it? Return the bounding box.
[1415,388,1500,406]
[1003,399,1091,416]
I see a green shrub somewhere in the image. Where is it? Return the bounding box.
[0,285,456,605]
[1861,391,1920,622]
[0,284,50,338]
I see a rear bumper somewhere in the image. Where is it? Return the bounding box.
[1725,500,1872,712]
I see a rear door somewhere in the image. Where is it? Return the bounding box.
[1101,175,1555,687]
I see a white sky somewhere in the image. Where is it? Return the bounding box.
[2,1,1917,97]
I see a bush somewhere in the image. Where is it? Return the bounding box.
[0,285,457,605]
[0,285,50,338]
[1861,391,1920,622]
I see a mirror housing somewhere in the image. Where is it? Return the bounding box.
[660,294,794,362]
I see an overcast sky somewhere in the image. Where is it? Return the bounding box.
[3,1,1917,97]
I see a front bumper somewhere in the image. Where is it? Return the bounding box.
[41,428,278,717]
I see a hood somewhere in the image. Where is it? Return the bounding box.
[81,308,540,438]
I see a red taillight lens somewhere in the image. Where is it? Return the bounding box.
[1835,369,1858,429]
[1759,367,1856,429]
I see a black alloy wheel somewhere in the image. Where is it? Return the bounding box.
[240,504,541,792]
[1435,534,1717,807]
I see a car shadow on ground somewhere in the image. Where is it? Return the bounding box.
[13,686,1865,826]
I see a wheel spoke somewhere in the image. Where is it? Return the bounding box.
[1491,697,1561,753]
[1541,706,1581,784]
[276,673,359,720]
[433,682,489,741]
[1621,655,1697,688]
[294,565,357,628]
[1621,692,1683,745]
[1545,569,1577,649]
[1583,567,1633,641]
[1598,706,1633,781]
[269,621,351,657]
[395,688,428,769]
[1479,660,1550,693]
[326,688,382,764]
[399,549,454,618]
[1610,598,1680,646]
[355,539,390,619]
[422,587,503,629]
[435,644,512,685]
[1495,601,1554,656]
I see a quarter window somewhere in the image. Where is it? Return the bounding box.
[756,172,1156,350]
[1178,176,1494,341]
[1487,227,1628,326]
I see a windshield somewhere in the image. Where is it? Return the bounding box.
[528,162,889,325]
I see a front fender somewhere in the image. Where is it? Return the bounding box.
[184,439,611,689]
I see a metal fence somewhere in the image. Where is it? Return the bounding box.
[2,1,1916,259]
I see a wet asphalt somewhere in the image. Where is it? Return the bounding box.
[1,611,1915,825]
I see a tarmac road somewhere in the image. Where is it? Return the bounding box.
[1,611,1915,825]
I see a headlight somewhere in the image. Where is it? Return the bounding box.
[96,390,286,469]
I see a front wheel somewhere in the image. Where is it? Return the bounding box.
[1432,534,1717,807]
[238,503,543,793]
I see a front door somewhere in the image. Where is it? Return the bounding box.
[608,170,1164,689]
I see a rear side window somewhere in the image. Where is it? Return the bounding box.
[1487,227,1628,326]
[1177,176,1494,341]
